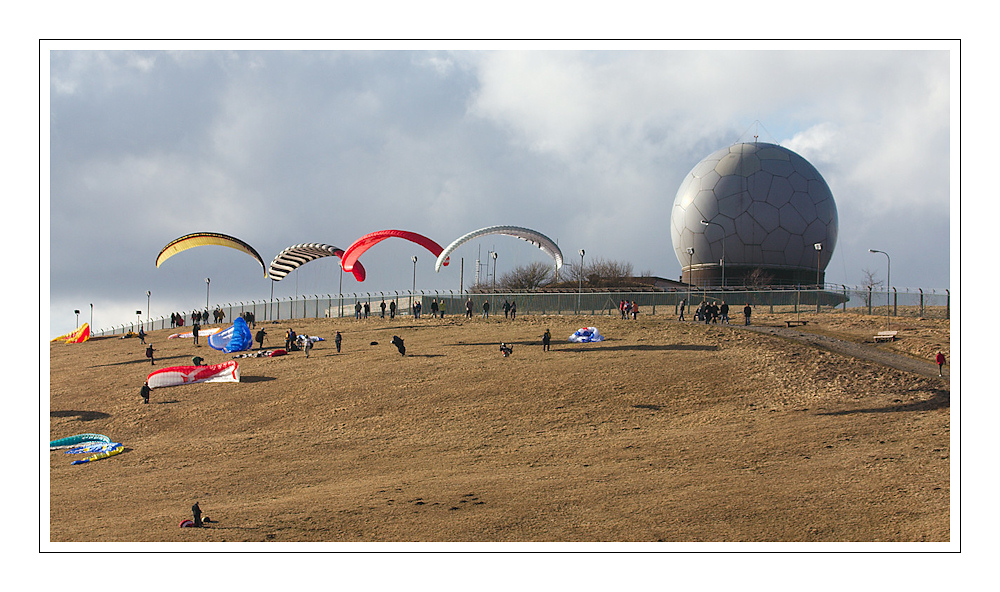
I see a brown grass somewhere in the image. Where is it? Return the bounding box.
[48,310,950,543]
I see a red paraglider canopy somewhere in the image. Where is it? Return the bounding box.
[340,229,449,277]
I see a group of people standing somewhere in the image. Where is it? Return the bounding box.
[678,299,752,325]
[464,297,518,320]
[618,300,640,319]
[352,299,449,320]
[168,309,226,328]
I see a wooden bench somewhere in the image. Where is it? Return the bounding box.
[785,320,809,327]
[874,330,898,342]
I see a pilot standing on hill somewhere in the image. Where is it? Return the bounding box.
[140,381,150,404]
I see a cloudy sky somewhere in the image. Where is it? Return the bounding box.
[45,44,954,338]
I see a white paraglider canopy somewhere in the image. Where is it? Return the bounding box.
[435,225,564,272]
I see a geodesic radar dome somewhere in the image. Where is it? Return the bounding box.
[670,142,838,284]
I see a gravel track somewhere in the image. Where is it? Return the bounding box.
[738,323,947,380]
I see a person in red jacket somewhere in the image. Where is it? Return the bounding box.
[935,351,946,376]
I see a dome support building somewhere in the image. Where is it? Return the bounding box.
[670,142,839,288]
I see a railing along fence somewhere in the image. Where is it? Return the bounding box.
[89,286,949,337]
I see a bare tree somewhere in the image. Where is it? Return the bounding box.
[497,261,557,291]
[563,257,635,288]
[860,267,884,307]
[744,267,774,289]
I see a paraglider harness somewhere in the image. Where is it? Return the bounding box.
[500,343,513,357]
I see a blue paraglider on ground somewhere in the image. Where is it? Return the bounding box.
[209,316,254,353]
[568,327,604,343]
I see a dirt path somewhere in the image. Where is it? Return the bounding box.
[738,323,947,380]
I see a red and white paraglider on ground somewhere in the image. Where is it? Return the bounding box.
[147,360,240,388]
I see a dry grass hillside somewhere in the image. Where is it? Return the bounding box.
[48,310,950,543]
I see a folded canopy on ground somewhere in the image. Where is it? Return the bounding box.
[209,317,254,353]
[146,360,240,388]
[568,327,604,343]
[51,323,90,344]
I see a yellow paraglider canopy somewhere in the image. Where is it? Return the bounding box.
[156,232,268,278]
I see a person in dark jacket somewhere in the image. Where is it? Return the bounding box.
[192,502,203,527]
[335,331,342,353]
[145,344,155,365]
[720,302,730,324]
[542,329,551,352]
[391,335,406,356]
[255,328,267,350]
[743,303,752,326]
[140,381,150,404]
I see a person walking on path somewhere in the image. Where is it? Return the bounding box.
[138,326,146,344]
[140,381,150,404]
[720,302,730,324]
[335,331,342,353]
[145,344,155,365]
[679,299,686,321]
[192,502,203,528]
[743,303,752,326]
[542,329,551,352]
[936,351,946,376]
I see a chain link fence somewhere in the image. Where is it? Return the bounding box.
[91,286,949,337]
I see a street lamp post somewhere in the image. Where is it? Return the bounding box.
[90,304,93,329]
[814,243,823,287]
[205,278,211,311]
[578,249,585,314]
[74,309,80,327]
[814,243,823,313]
[491,251,498,308]
[685,247,695,308]
[869,249,890,331]
[146,290,151,325]
[700,219,725,287]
